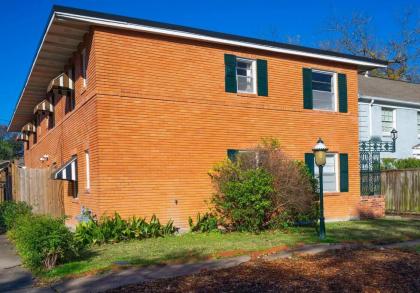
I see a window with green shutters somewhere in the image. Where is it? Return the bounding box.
[302,68,347,113]
[305,152,349,193]
[224,54,268,96]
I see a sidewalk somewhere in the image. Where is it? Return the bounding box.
[0,234,33,292]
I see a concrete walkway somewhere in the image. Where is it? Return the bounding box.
[52,255,251,293]
[0,234,34,292]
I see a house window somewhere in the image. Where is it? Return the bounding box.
[312,70,337,111]
[236,58,256,94]
[417,112,420,137]
[85,150,90,191]
[314,153,338,192]
[48,95,55,130]
[381,108,395,136]
[81,48,87,87]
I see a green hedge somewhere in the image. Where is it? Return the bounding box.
[382,158,420,170]
[9,214,80,270]
[0,201,32,233]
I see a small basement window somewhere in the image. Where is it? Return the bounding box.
[312,70,337,111]
[236,58,256,94]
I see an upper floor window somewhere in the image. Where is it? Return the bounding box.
[381,107,395,136]
[314,153,338,192]
[312,70,337,111]
[236,58,256,94]
[81,48,87,87]
[85,150,90,191]
[417,112,420,137]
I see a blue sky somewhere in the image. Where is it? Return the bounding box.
[1,0,419,126]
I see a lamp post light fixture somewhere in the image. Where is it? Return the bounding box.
[391,128,398,152]
[312,138,328,240]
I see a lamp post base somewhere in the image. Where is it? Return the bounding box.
[319,216,326,240]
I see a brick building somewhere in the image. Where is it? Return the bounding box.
[8,6,387,227]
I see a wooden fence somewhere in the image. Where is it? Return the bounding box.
[382,169,420,215]
[9,164,64,217]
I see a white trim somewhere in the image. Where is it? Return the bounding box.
[381,107,396,137]
[312,69,338,112]
[85,150,90,190]
[359,101,420,112]
[55,11,387,68]
[81,48,87,87]
[8,12,56,131]
[236,57,257,94]
[360,95,420,108]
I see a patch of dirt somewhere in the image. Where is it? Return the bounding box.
[213,245,288,260]
[107,248,420,292]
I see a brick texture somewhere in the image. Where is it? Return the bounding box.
[358,196,385,219]
[24,26,364,228]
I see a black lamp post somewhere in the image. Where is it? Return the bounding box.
[313,138,328,240]
[391,128,398,152]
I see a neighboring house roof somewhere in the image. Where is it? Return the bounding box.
[359,75,420,106]
[413,144,420,149]
[8,5,388,132]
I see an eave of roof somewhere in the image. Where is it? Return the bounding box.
[8,5,389,131]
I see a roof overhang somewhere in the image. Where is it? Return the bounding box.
[8,6,389,131]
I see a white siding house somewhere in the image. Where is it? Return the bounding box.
[358,75,420,159]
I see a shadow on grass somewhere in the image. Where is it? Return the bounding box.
[326,219,420,244]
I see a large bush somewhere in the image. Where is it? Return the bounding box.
[9,215,79,270]
[209,138,318,231]
[75,213,177,246]
[382,158,420,170]
[0,201,32,232]
[210,163,273,232]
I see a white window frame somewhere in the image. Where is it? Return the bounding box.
[85,150,90,191]
[81,48,87,87]
[236,58,257,94]
[417,111,420,138]
[381,107,396,137]
[314,153,339,193]
[68,68,73,90]
[311,69,338,112]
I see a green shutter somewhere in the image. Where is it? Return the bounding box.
[257,59,268,96]
[227,149,239,162]
[303,68,313,109]
[339,153,349,192]
[338,73,348,113]
[224,54,237,93]
[304,153,315,176]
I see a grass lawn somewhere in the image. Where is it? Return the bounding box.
[40,219,420,282]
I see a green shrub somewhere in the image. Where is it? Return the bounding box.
[210,162,273,232]
[209,138,319,232]
[9,215,78,270]
[75,213,177,246]
[0,201,32,232]
[382,158,420,170]
[188,212,219,232]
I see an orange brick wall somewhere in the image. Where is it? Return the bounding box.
[24,26,363,228]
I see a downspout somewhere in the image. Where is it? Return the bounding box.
[369,99,375,138]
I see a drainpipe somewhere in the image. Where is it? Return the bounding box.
[369,99,375,138]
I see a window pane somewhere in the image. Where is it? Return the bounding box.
[237,76,253,92]
[312,72,332,83]
[312,81,331,92]
[381,108,394,133]
[314,154,337,192]
[237,68,247,76]
[313,90,335,111]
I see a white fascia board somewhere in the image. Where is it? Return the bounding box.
[56,12,387,68]
[359,95,420,108]
[8,12,57,131]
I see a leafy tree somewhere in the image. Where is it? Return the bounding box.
[0,124,21,160]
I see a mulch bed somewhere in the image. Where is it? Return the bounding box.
[107,248,420,292]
